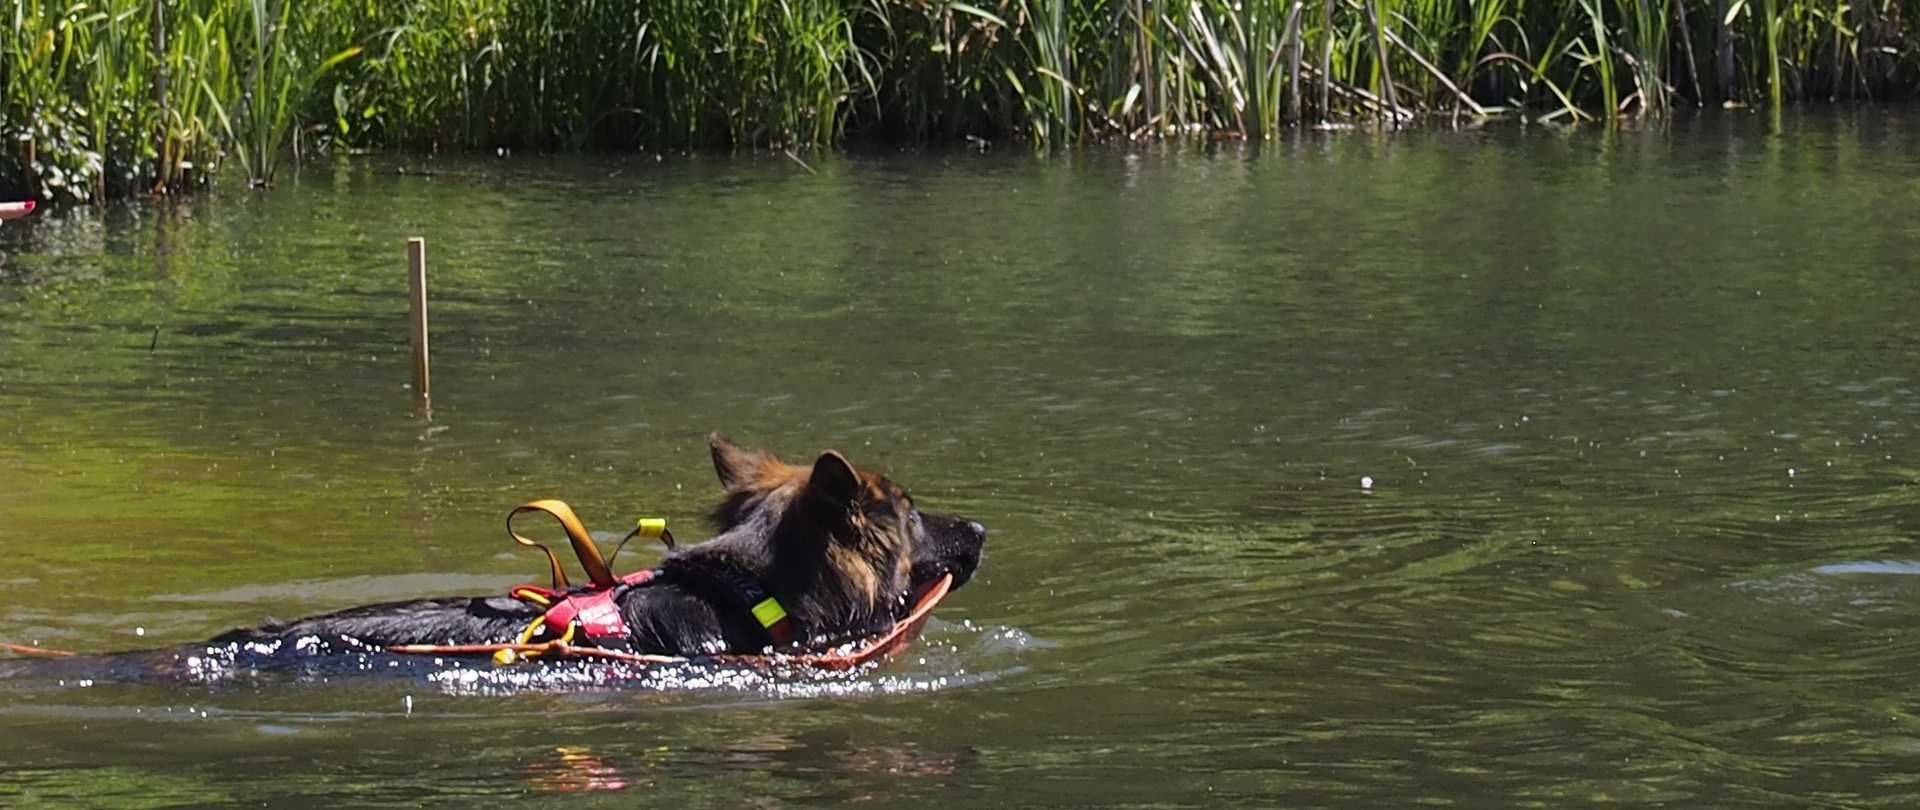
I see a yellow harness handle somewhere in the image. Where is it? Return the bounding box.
[507,499,617,590]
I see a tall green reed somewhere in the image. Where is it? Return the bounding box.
[9,0,1920,200]
[203,0,360,187]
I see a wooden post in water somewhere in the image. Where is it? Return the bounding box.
[406,238,431,415]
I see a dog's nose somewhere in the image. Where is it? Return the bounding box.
[967,520,987,538]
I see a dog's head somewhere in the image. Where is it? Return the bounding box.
[705,434,986,615]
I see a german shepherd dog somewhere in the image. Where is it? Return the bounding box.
[6,435,987,678]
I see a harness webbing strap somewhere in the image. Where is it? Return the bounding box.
[508,499,617,590]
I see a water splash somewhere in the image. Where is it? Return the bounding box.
[112,618,1042,700]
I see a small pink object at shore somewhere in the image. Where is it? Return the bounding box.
[0,200,35,222]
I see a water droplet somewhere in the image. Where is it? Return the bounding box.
[1360,476,1374,490]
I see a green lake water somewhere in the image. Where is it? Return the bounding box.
[2,110,1919,807]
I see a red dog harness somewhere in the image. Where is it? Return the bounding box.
[506,565,800,651]
[491,501,799,662]
[509,570,660,641]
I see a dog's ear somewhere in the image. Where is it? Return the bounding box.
[710,433,771,490]
[807,451,861,511]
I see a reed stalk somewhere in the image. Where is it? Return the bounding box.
[6,0,1920,199]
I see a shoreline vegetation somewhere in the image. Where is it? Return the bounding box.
[5,0,1919,201]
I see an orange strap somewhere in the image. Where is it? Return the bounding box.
[508,499,616,590]
[0,641,75,657]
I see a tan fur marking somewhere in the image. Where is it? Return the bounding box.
[749,460,808,492]
[827,544,881,609]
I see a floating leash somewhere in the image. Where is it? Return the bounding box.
[0,641,74,658]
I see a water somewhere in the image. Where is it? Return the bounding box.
[3,109,1920,806]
